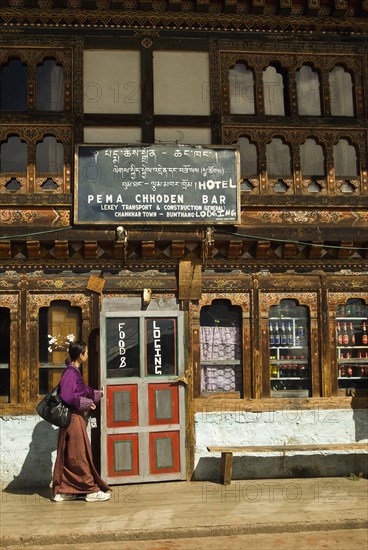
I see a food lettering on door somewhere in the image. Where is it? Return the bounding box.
[118,322,126,368]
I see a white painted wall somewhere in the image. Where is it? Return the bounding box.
[193,409,368,481]
[1,409,367,486]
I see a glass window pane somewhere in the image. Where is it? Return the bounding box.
[296,66,321,116]
[336,299,368,391]
[200,299,242,394]
[0,136,27,173]
[1,59,28,111]
[269,299,311,398]
[229,63,255,115]
[106,318,140,378]
[146,318,177,376]
[329,67,354,117]
[263,66,285,116]
[36,59,64,112]
[36,136,64,175]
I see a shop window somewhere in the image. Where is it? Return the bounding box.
[229,63,255,115]
[0,59,28,111]
[200,299,242,394]
[0,136,27,174]
[266,138,291,178]
[36,59,64,112]
[329,66,354,117]
[35,136,64,175]
[269,299,311,398]
[263,66,286,116]
[38,300,82,394]
[0,308,11,403]
[296,65,321,116]
[336,299,368,392]
[333,139,358,179]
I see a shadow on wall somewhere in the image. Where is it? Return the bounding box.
[4,420,57,496]
[351,393,368,443]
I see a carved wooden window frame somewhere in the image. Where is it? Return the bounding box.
[259,292,320,398]
[28,293,91,400]
[0,47,72,113]
[190,292,251,399]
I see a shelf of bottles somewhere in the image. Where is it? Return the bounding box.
[336,299,368,390]
[269,300,311,398]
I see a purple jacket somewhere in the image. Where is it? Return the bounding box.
[59,363,101,413]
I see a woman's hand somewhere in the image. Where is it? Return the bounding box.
[90,402,97,410]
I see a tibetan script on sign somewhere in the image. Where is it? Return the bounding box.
[75,144,240,224]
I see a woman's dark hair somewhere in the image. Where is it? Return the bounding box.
[67,340,87,363]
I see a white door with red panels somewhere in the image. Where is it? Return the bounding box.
[100,310,186,484]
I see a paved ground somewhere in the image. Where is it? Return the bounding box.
[1,477,367,547]
[2,530,368,550]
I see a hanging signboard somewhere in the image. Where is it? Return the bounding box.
[75,144,240,224]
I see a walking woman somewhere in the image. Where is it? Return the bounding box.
[52,340,111,502]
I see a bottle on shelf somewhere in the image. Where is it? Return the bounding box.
[342,322,349,345]
[274,322,280,345]
[362,321,368,345]
[349,322,356,345]
[269,322,274,345]
[295,325,304,346]
[287,321,293,346]
[337,322,343,345]
[281,321,287,345]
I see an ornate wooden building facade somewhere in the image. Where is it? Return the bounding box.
[0,0,367,485]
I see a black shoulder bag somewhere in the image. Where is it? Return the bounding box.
[36,385,72,428]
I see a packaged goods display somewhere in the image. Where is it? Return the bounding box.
[268,301,311,398]
[336,301,368,390]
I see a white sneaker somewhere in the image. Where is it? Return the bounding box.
[85,491,111,502]
[53,494,64,502]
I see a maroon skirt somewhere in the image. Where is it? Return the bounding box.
[53,413,111,496]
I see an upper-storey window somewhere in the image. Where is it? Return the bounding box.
[266,138,291,178]
[329,66,354,117]
[263,66,286,116]
[333,139,358,180]
[36,59,64,112]
[229,63,255,115]
[300,138,325,177]
[296,65,321,116]
[0,308,10,403]
[0,136,27,174]
[0,59,28,111]
[36,136,64,175]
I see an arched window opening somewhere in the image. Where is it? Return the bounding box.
[333,139,358,180]
[266,138,291,177]
[0,136,27,174]
[36,136,64,175]
[0,59,28,111]
[39,300,82,395]
[36,59,64,112]
[237,137,258,192]
[296,66,321,116]
[329,67,354,117]
[263,66,286,116]
[300,139,325,177]
[200,299,242,394]
[229,63,255,115]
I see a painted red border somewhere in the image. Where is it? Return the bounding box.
[107,433,139,477]
[148,383,179,425]
[106,384,138,427]
[149,431,180,474]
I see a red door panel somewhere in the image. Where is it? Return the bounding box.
[107,433,139,477]
[148,383,179,425]
[149,431,180,474]
[106,384,138,428]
